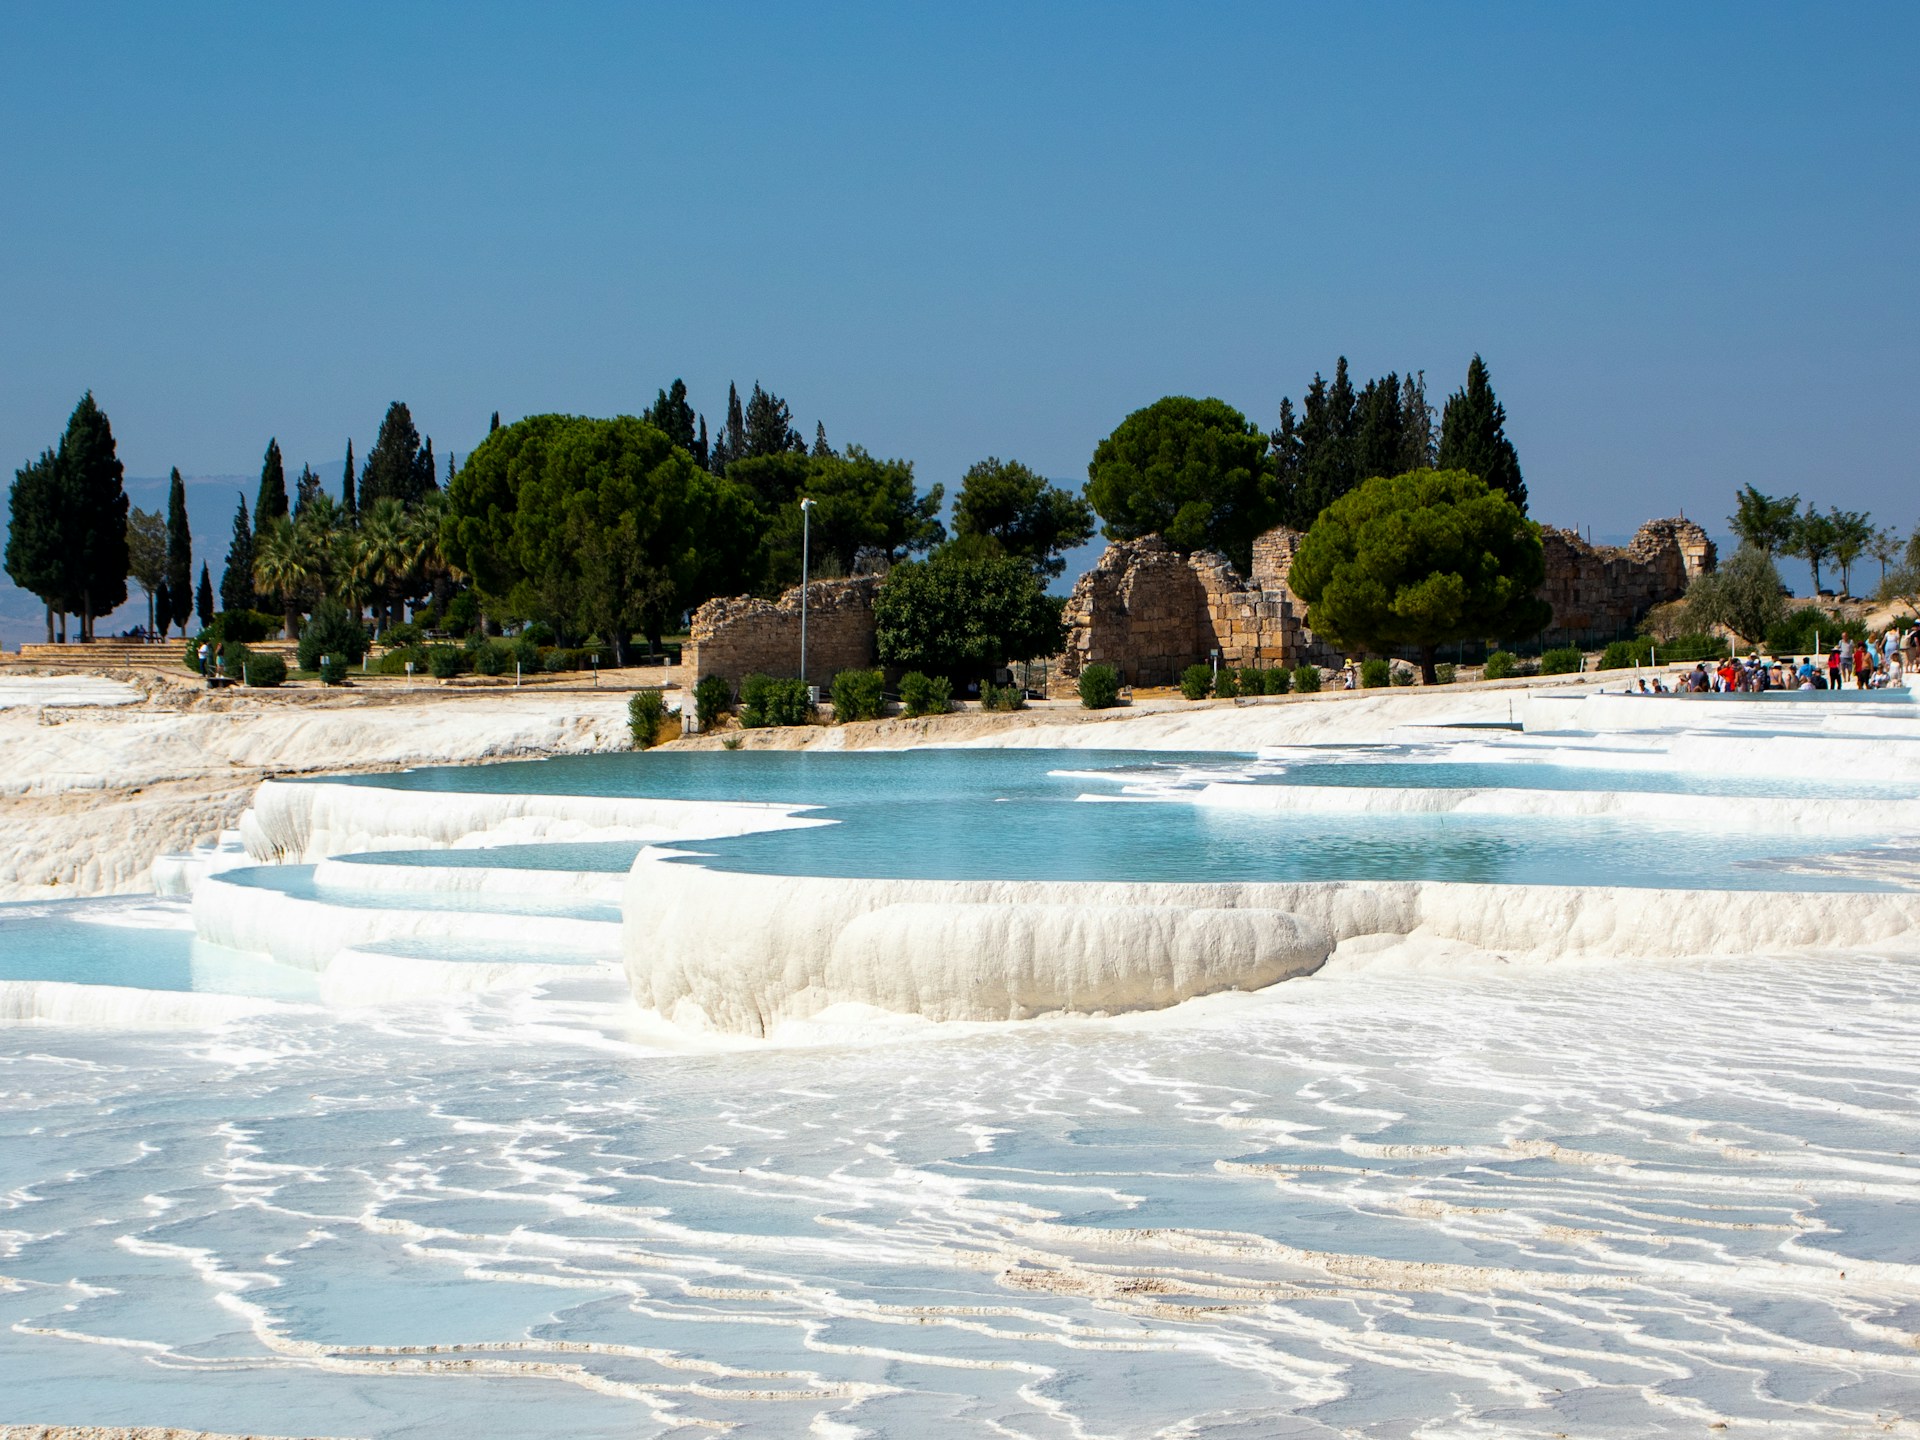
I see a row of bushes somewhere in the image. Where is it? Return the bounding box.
[1180,664,1304,699]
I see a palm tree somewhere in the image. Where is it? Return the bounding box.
[355,498,412,633]
[252,516,316,639]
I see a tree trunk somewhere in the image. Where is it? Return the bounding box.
[1420,644,1439,686]
[284,602,298,641]
[82,588,92,642]
[44,605,53,645]
[57,611,67,644]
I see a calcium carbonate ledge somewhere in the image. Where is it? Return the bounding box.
[624,849,1920,1037]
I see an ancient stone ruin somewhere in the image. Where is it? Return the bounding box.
[685,576,881,689]
[1536,517,1715,644]
[1054,531,1341,689]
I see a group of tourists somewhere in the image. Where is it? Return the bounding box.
[1629,626,1916,695]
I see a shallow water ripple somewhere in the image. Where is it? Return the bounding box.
[3,952,1919,1437]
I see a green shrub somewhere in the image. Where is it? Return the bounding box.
[374,644,428,676]
[1078,663,1121,709]
[740,674,814,728]
[445,589,481,636]
[237,646,287,688]
[899,671,953,717]
[1236,667,1266,696]
[208,609,280,644]
[1180,663,1213,701]
[520,620,556,646]
[1483,650,1519,680]
[540,648,571,673]
[1292,664,1321,693]
[983,682,1026,711]
[694,674,733,730]
[1390,663,1415,686]
[472,642,510,676]
[510,636,540,674]
[830,668,887,723]
[316,653,350,686]
[1433,663,1456,685]
[426,645,465,679]
[379,620,424,647]
[628,689,670,748]
[296,599,369,672]
[1213,667,1241,699]
[1361,657,1391,689]
[463,629,490,654]
[1597,639,1645,671]
[1540,646,1585,675]
[1264,667,1291,695]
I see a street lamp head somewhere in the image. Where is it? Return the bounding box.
[799,497,814,511]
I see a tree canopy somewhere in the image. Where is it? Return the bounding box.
[1085,396,1271,571]
[1287,468,1550,682]
[1271,361,1435,530]
[1436,356,1525,512]
[746,446,945,590]
[872,550,1064,680]
[165,467,193,634]
[442,413,760,656]
[1727,485,1799,558]
[1684,544,1785,644]
[951,458,1094,579]
[256,438,288,524]
[361,401,436,508]
[221,494,255,614]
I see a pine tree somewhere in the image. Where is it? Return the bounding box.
[489,411,500,434]
[256,438,289,523]
[196,563,215,631]
[5,449,69,642]
[1398,371,1434,471]
[813,422,832,458]
[695,415,710,471]
[221,494,255,613]
[361,402,425,507]
[1437,355,1525,511]
[742,382,800,458]
[341,440,356,516]
[716,383,745,468]
[60,393,130,639]
[166,467,193,635]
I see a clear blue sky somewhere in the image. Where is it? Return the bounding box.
[2,2,1916,638]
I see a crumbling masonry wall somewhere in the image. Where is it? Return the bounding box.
[1054,533,1340,690]
[685,576,880,689]
[1537,517,1715,641]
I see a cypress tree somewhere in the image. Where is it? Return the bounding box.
[447,452,456,484]
[489,411,500,434]
[812,422,832,458]
[1398,371,1435,472]
[153,578,172,641]
[5,449,69,643]
[1437,354,1525,511]
[196,563,215,631]
[713,383,744,469]
[362,402,424,507]
[341,440,356,516]
[415,436,436,498]
[221,494,255,613]
[256,439,288,523]
[647,380,697,451]
[166,467,193,634]
[694,415,710,471]
[59,393,130,640]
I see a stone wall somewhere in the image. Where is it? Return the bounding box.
[1537,517,1715,641]
[685,576,880,689]
[1054,533,1339,690]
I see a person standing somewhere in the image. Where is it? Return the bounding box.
[196,639,210,677]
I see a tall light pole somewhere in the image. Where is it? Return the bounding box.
[799,497,815,690]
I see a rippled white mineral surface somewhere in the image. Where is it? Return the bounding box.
[4,945,1918,1438]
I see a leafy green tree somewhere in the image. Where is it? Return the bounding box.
[443,414,760,658]
[1287,468,1550,683]
[872,551,1063,680]
[296,596,368,671]
[1827,508,1873,595]
[294,463,323,514]
[126,508,169,634]
[220,495,254,614]
[760,446,944,587]
[256,438,288,524]
[1788,506,1838,593]
[165,467,193,634]
[5,449,68,642]
[1683,544,1786,643]
[1436,355,1525,511]
[1727,485,1799,558]
[1086,396,1271,570]
[951,458,1095,579]
[361,401,429,507]
[60,393,130,639]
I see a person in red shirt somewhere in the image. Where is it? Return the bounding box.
[1828,647,1843,689]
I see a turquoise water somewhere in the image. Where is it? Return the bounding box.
[216,864,621,921]
[318,749,1913,892]
[0,901,321,1000]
